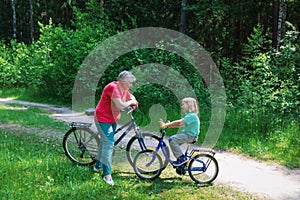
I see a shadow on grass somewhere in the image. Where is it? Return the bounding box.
[113,169,214,189]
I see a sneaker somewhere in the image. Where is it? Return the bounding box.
[103,175,114,186]
[172,156,188,167]
[93,166,103,172]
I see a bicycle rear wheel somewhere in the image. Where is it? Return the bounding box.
[63,128,100,166]
[126,132,170,169]
[188,154,219,184]
[133,149,163,181]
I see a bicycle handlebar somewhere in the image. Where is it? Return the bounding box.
[124,106,139,114]
[126,107,134,114]
[159,127,167,138]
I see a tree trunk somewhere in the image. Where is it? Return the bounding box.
[273,0,287,51]
[179,0,187,33]
[273,0,279,49]
[100,0,104,14]
[11,0,17,39]
[277,1,287,47]
[29,0,34,42]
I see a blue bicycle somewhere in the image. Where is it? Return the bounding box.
[133,127,219,184]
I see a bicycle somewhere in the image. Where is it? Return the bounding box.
[133,127,219,184]
[62,107,170,168]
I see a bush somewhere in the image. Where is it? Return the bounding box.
[221,24,300,118]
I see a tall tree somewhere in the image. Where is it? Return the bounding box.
[29,0,34,41]
[11,0,17,39]
[179,0,187,33]
[273,0,287,51]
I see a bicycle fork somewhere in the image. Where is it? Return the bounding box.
[135,126,147,150]
[145,140,165,167]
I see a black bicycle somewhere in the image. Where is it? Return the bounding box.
[62,107,170,168]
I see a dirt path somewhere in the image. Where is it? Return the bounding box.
[1,98,299,200]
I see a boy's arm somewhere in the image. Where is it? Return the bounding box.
[159,119,184,128]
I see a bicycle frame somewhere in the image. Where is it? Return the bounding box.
[133,128,219,184]
[147,129,210,172]
[113,113,146,150]
[69,108,147,154]
[64,106,170,167]
[146,130,171,167]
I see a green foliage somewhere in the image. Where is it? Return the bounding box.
[1,0,299,170]
[269,23,300,115]
[0,2,121,103]
[0,40,30,87]
[218,24,300,167]
[222,24,299,117]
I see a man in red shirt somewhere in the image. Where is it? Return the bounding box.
[94,71,138,185]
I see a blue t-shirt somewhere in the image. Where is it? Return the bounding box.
[182,112,200,136]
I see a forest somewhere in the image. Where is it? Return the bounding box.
[0,0,299,166]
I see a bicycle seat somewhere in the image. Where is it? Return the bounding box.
[69,122,92,128]
[188,136,198,144]
[85,108,95,116]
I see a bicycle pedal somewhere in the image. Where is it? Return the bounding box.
[176,167,186,175]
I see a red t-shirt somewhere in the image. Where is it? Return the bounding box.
[94,81,132,123]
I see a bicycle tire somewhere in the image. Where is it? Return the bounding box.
[126,132,170,169]
[188,153,219,184]
[133,149,163,181]
[62,127,100,166]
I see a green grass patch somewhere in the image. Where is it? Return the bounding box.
[0,103,67,132]
[0,101,263,199]
[0,130,262,200]
[217,109,300,168]
[0,88,70,107]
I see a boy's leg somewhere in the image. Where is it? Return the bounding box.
[168,133,188,159]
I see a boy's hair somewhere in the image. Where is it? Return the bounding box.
[182,97,199,114]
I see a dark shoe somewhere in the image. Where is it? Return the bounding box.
[172,156,188,167]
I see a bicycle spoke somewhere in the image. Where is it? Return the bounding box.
[63,128,99,166]
[126,132,169,169]
[188,154,219,184]
[133,149,163,180]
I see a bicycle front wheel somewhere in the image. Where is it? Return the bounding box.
[188,154,219,184]
[126,132,170,169]
[62,128,100,166]
[133,149,163,181]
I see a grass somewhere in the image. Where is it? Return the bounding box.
[0,87,70,107]
[0,103,263,199]
[0,131,261,200]
[218,109,300,168]
[0,103,67,132]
